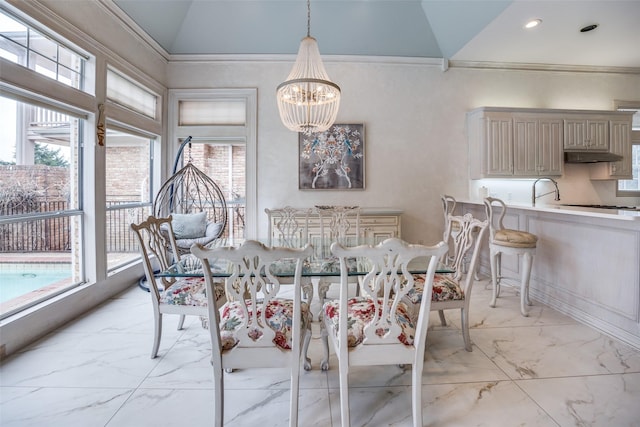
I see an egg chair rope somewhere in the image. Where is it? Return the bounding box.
[152,136,227,253]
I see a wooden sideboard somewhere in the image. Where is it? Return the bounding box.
[267,207,402,245]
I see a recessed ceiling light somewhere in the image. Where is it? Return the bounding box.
[524,19,542,29]
[580,24,598,33]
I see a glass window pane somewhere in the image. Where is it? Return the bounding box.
[29,50,56,79]
[105,129,153,270]
[57,64,81,87]
[0,96,84,319]
[1,98,80,211]
[57,45,81,71]
[178,100,246,125]
[617,107,640,195]
[0,215,83,318]
[0,12,27,47]
[187,142,246,241]
[0,10,87,92]
[618,144,639,191]
[0,36,26,64]
[29,28,58,61]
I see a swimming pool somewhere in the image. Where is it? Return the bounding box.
[0,263,72,303]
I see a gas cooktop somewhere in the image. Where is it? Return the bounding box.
[563,204,640,211]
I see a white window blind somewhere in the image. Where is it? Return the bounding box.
[178,100,246,125]
[107,69,157,119]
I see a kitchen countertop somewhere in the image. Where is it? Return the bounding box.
[459,199,640,221]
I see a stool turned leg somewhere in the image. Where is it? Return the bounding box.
[520,252,534,317]
[489,248,500,308]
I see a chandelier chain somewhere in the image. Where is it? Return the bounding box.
[307,0,311,37]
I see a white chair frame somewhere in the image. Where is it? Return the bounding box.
[484,197,537,317]
[431,212,489,351]
[131,215,223,358]
[324,238,447,427]
[191,240,313,427]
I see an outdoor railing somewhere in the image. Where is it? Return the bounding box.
[1,201,246,253]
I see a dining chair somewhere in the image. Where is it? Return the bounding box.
[323,238,448,427]
[315,205,362,299]
[265,206,312,247]
[405,212,489,351]
[316,205,361,252]
[191,240,313,427]
[440,194,458,264]
[314,205,363,370]
[130,215,226,359]
[265,206,315,310]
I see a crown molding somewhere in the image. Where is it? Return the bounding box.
[165,53,444,66]
[449,60,640,75]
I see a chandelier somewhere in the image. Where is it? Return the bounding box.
[276,0,341,135]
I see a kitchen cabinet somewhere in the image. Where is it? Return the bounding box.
[590,118,633,179]
[469,107,634,180]
[468,108,561,178]
[468,110,514,178]
[513,115,563,176]
[563,117,609,151]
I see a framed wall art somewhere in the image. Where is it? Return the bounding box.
[298,123,365,190]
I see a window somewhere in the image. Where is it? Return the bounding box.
[0,96,85,319]
[105,128,154,271]
[169,88,257,239]
[0,9,87,90]
[616,103,640,197]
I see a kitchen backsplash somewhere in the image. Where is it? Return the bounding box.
[467,163,640,207]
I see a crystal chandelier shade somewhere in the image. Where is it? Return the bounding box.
[276,1,340,135]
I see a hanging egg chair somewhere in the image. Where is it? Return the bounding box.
[153,137,227,254]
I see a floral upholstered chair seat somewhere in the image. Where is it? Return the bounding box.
[323,296,416,347]
[160,276,226,306]
[404,273,464,305]
[219,299,312,351]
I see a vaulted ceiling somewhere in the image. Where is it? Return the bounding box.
[111,0,640,69]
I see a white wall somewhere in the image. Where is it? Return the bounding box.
[167,60,640,244]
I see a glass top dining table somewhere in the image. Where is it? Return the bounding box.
[156,238,453,278]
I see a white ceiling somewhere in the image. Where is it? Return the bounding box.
[111,0,640,69]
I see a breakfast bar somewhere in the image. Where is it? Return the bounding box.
[459,201,640,350]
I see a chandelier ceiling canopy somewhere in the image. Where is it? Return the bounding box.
[276,0,341,135]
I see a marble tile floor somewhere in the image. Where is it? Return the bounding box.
[1,279,640,427]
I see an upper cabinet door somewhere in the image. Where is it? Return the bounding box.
[564,118,609,151]
[513,116,563,176]
[485,115,514,176]
[537,118,564,175]
[608,119,632,178]
[513,116,538,176]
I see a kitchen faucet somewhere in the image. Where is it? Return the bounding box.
[532,177,560,206]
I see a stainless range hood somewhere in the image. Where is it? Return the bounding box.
[564,151,623,163]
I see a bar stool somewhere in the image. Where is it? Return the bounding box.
[483,197,538,316]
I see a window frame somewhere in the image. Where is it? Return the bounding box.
[0,94,87,320]
[615,100,640,198]
[168,88,257,238]
[0,7,90,92]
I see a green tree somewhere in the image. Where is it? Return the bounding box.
[35,143,69,167]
